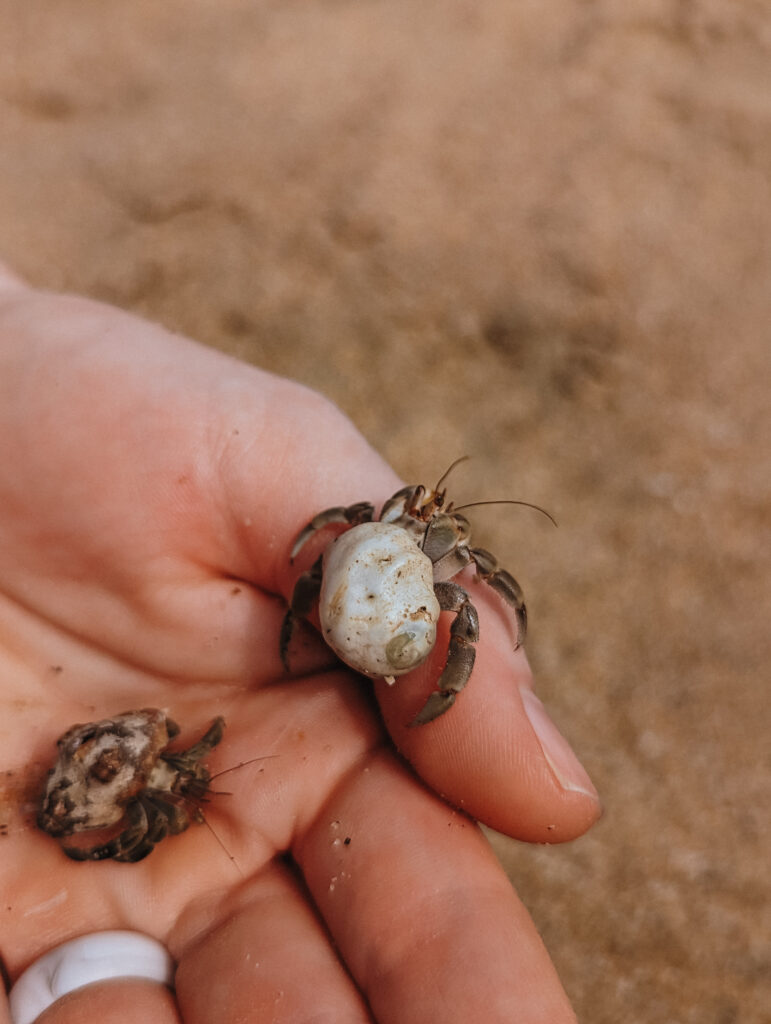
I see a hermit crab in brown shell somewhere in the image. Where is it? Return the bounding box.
[280,460,555,725]
[37,709,224,862]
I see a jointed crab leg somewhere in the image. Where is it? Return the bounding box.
[114,798,171,862]
[63,791,197,863]
[410,581,480,726]
[469,547,527,647]
[63,799,150,862]
[166,716,224,765]
[280,554,324,669]
[290,502,374,562]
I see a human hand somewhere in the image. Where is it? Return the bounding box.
[0,268,600,1023]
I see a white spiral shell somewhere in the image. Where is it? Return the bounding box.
[319,521,440,679]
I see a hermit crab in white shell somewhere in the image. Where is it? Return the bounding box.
[280,460,556,725]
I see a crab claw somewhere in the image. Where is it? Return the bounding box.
[409,689,458,727]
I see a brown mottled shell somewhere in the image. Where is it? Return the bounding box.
[37,709,174,837]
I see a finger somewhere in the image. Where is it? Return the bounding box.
[374,582,601,842]
[294,750,578,1024]
[31,980,180,1024]
[173,863,370,1024]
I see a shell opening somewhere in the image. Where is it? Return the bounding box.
[385,629,429,670]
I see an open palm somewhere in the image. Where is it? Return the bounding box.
[0,272,599,1024]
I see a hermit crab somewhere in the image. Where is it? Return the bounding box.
[280,462,553,725]
[37,709,223,862]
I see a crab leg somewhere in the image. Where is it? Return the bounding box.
[63,799,150,862]
[290,501,374,562]
[410,581,480,726]
[114,798,171,862]
[167,716,224,764]
[419,511,471,581]
[280,554,324,669]
[469,546,527,647]
[379,484,424,523]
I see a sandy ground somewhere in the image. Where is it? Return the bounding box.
[2,2,769,1021]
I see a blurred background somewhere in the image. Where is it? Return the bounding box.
[2,2,769,1020]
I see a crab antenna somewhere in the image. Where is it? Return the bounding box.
[200,811,245,878]
[434,455,471,492]
[209,754,279,781]
[452,499,558,528]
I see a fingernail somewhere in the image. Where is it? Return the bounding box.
[520,686,600,803]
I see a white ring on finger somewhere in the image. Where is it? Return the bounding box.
[8,931,175,1024]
